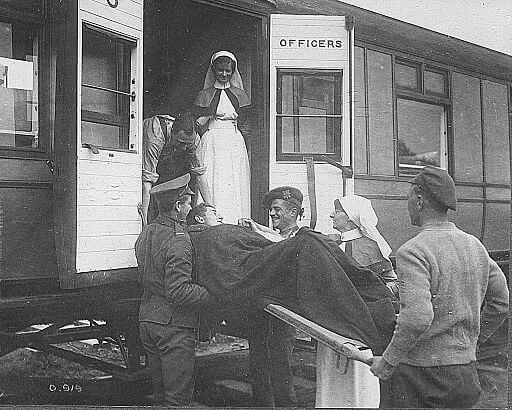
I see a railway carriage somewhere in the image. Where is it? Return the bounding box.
[0,0,509,377]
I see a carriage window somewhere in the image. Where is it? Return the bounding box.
[0,21,39,149]
[276,70,342,161]
[397,99,447,176]
[424,69,447,96]
[81,26,135,150]
[395,62,420,92]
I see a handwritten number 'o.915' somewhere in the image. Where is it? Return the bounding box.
[48,383,83,393]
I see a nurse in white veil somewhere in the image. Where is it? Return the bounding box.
[194,51,251,224]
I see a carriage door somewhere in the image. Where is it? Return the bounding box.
[75,1,142,275]
[269,15,354,233]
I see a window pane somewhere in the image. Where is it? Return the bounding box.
[81,27,132,149]
[452,73,483,182]
[395,62,418,90]
[0,21,39,148]
[397,99,446,174]
[278,70,341,157]
[280,73,338,115]
[367,50,394,175]
[482,80,510,185]
[354,46,367,174]
[280,116,340,154]
[425,70,446,95]
[81,121,122,149]
[483,203,510,251]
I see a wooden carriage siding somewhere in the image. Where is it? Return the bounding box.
[0,0,509,290]
[0,1,507,396]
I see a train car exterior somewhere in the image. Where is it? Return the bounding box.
[0,0,509,372]
[142,0,511,260]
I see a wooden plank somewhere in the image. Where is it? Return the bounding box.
[264,304,372,364]
[78,149,141,165]
[77,189,140,206]
[84,0,143,19]
[76,249,137,272]
[76,234,138,253]
[77,174,139,192]
[0,158,53,183]
[77,205,138,221]
[78,159,140,177]
[77,220,140,237]
[81,0,142,31]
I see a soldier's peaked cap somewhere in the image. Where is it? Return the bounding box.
[150,174,194,199]
[263,186,303,208]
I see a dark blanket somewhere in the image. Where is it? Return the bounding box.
[192,224,397,355]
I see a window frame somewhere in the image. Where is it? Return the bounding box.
[80,23,136,152]
[424,65,449,98]
[394,59,421,93]
[393,56,452,177]
[395,96,449,176]
[0,13,50,158]
[276,68,343,162]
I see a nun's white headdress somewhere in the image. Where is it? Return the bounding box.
[335,195,392,261]
[202,50,244,90]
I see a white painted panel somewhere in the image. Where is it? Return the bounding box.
[78,220,141,237]
[78,205,139,221]
[271,15,348,63]
[84,0,142,18]
[73,0,143,275]
[78,148,140,164]
[77,189,140,206]
[77,234,139,253]
[76,249,137,272]
[81,0,142,31]
[78,159,140,177]
[78,174,140,192]
[269,14,353,232]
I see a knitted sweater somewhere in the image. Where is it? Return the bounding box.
[383,221,508,367]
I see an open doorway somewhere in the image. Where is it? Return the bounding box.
[143,0,266,221]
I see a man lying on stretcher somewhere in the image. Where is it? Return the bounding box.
[186,203,398,356]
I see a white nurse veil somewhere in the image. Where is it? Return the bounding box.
[202,50,245,90]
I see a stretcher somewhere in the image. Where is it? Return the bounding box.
[265,304,379,408]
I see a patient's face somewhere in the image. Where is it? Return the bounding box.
[202,206,223,226]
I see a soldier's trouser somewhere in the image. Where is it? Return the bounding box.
[139,321,196,406]
[211,309,297,407]
[247,313,297,407]
[379,361,481,408]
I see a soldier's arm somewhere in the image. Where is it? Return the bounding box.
[160,235,214,309]
[478,257,509,344]
[187,138,213,205]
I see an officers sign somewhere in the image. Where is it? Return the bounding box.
[271,15,348,66]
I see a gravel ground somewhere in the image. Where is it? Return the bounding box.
[0,338,507,408]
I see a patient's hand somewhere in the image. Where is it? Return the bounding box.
[238,218,254,229]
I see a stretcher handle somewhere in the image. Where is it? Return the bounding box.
[265,304,374,365]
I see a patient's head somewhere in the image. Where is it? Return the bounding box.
[186,203,224,227]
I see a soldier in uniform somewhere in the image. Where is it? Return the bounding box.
[135,174,214,406]
[237,186,304,406]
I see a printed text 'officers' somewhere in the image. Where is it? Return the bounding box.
[279,39,343,48]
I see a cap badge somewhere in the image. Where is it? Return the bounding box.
[282,189,292,200]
